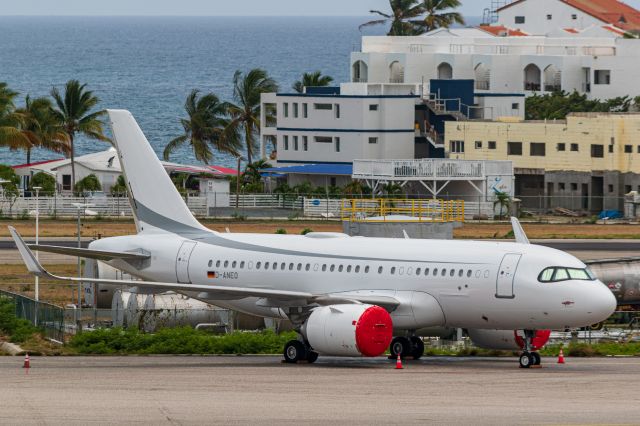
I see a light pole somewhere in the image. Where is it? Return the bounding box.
[33,186,42,303]
[71,202,95,330]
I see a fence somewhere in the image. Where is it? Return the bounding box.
[341,199,465,223]
[0,290,65,342]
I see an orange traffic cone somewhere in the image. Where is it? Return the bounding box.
[23,353,30,369]
[557,348,565,364]
[395,353,403,369]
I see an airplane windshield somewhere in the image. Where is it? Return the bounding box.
[538,267,595,283]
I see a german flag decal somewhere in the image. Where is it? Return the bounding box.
[207,271,218,279]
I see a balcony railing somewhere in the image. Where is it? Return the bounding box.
[352,159,512,181]
[544,84,562,92]
[524,81,541,91]
[475,80,490,90]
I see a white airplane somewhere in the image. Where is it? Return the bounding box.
[10,109,617,368]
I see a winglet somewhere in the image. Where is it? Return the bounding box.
[510,217,530,244]
[402,230,410,239]
[8,226,48,277]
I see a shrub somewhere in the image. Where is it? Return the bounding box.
[110,175,127,196]
[300,228,313,235]
[29,172,56,195]
[74,174,102,195]
[0,297,39,343]
[275,228,287,234]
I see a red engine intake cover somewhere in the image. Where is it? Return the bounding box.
[514,330,551,350]
[355,306,393,357]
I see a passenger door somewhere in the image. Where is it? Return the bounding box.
[176,241,197,283]
[496,253,521,299]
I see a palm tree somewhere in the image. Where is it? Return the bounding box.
[50,80,109,189]
[359,0,425,36]
[292,71,334,93]
[16,96,70,164]
[417,0,465,33]
[226,69,279,165]
[0,82,30,150]
[164,89,241,164]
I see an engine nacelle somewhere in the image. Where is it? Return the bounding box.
[467,329,551,351]
[302,304,393,357]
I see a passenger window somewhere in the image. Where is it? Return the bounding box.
[378,266,383,274]
[450,269,455,277]
[289,263,294,270]
[240,261,245,269]
[224,260,229,267]
[355,265,360,273]
[297,263,302,271]
[407,267,412,275]
[467,270,472,277]
[365,266,370,273]
[347,265,352,273]
[256,262,261,269]
[281,263,286,270]
[330,265,335,272]
[391,267,396,275]
[338,265,343,272]
[416,267,421,275]
[313,264,319,271]
[248,261,253,269]
[441,269,447,277]
[216,260,221,267]
[322,264,327,272]
[399,267,405,275]
[208,260,213,267]
[433,268,438,276]
[305,264,310,271]
[458,269,463,277]
[424,268,429,276]
[232,261,237,268]
[265,262,270,270]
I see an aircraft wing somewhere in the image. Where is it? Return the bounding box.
[9,226,400,307]
[26,244,150,261]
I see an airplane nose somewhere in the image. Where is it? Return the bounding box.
[590,281,617,322]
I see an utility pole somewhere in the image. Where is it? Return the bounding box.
[33,186,42,303]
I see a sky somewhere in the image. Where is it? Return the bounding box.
[1,0,640,17]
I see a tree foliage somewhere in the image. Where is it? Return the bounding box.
[74,173,102,195]
[29,172,56,196]
[360,0,464,36]
[0,164,20,197]
[292,71,334,93]
[110,175,128,196]
[526,91,640,120]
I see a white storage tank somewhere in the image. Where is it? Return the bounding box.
[140,292,228,333]
[111,289,133,327]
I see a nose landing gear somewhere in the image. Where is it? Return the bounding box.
[518,330,542,368]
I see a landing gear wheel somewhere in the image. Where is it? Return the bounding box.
[283,340,307,364]
[531,352,541,366]
[306,350,319,364]
[519,352,534,369]
[410,336,425,360]
[389,336,412,359]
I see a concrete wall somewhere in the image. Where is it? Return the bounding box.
[343,221,460,239]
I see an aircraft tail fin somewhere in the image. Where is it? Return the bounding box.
[107,110,209,235]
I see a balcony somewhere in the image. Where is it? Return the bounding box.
[352,159,512,181]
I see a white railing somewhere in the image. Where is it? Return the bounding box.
[353,159,512,181]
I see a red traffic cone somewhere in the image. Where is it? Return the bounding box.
[557,348,565,364]
[23,353,30,369]
[395,353,403,369]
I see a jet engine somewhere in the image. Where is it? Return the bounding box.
[302,304,393,357]
[467,329,551,351]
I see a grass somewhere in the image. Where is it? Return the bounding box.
[0,296,40,343]
[69,327,297,355]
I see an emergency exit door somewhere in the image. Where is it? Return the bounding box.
[496,253,521,299]
[176,241,197,283]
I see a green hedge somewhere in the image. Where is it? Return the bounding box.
[69,327,297,355]
[0,297,39,343]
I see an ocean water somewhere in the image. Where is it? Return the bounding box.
[0,16,384,167]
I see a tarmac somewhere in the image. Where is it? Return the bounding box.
[1,355,640,425]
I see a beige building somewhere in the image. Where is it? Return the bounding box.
[445,113,640,212]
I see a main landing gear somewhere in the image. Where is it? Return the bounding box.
[283,339,318,364]
[389,335,425,360]
[519,330,542,369]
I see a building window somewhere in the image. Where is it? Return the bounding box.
[530,142,546,156]
[625,185,632,194]
[637,145,640,153]
[283,103,289,118]
[594,70,611,85]
[591,144,604,158]
[625,145,632,153]
[572,14,577,19]
[303,103,308,118]
[571,183,578,191]
[314,136,332,143]
[515,16,525,24]
[369,104,379,111]
[293,103,298,118]
[293,136,299,151]
[608,184,614,193]
[512,103,520,110]
[314,103,333,110]
[283,135,289,150]
[62,174,72,191]
[559,182,565,191]
[369,137,378,144]
[546,14,552,20]
[608,145,614,153]
[570,143,579,152]
[303,136,308,151]
[335,137,340,152]
[475,141,482,149]
[450,140,465,153]
[488,141,496,150]
[507,142,522,156]
[557,143,566,151]
[335,104,340,118]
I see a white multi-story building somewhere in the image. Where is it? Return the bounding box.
[351,28,640,103]
[260,85,417,167]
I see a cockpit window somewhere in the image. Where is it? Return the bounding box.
[538,267,595,283]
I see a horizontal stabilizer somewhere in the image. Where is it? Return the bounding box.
[26,244,150,261]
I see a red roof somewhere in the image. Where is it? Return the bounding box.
[11,158,64,169]
[208,165,238,176]
[564,27,580,33]
[499,0,640,31]
[479,25,529,36]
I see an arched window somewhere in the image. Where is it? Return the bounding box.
[437,62,453,80]
[524,64,541,91]
[474,63,490,90]
[352,60,368,83]
[544,65,561,92]
[389,61,404,83]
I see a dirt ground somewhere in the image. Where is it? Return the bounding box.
[2,219,640,239]
[0,264,78,306]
